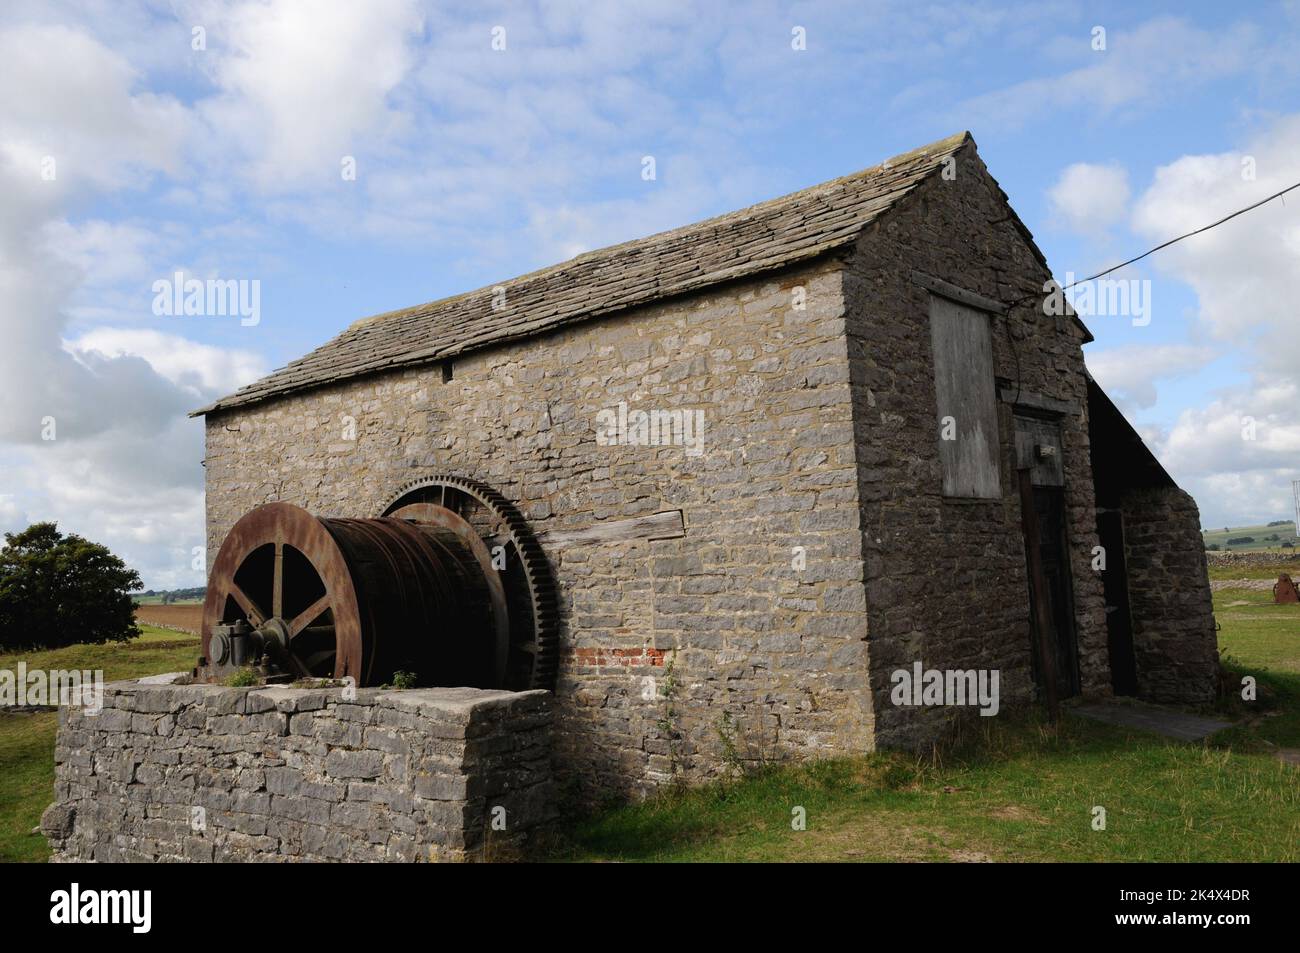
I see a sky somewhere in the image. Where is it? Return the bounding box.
[1,0,1298,589]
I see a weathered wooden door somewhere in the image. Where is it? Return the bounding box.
[1031,486,1081,697]
[1015,415,1081,704]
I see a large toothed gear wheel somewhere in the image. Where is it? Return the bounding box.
[382,475,559,691]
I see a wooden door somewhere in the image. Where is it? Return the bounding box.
[1031,486,1081,698]
[1015,414,1080,707]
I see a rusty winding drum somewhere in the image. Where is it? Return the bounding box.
[199,476,557,690]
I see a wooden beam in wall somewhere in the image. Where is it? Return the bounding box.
[540,510,685,549]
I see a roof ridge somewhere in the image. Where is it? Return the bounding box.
[347,130,971,331]
[195,130,973,416]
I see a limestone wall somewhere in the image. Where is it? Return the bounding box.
[42,678,553,862]
[203,259,874,800]
[1121,487,1219,704]
[842,143,1111,747]
[198,144,1218,788]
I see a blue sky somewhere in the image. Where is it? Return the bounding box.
[1,0,1298,587]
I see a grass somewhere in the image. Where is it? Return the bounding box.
[1206,561,1300,581]
[0,627,198,863]
[554,575,1300,863]
[553,712,1299,862]
[1212,584,1300,751]
[1213,587,1300,672]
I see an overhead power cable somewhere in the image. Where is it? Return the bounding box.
[1004,177,1300,311]
[1060,178,1300,290]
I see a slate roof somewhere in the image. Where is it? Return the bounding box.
[196,131,978,416]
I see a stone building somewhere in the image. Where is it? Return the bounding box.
[194,131,1218,801]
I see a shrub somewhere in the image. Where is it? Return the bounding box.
[224,668,260,687]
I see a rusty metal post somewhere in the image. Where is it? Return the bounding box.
[1275,573,1299,605]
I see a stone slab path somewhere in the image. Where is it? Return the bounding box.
[1068,700,1233,741]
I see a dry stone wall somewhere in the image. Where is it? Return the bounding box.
[42,678,553,862]
[204,260,874,801]
[1205,551,1300,569]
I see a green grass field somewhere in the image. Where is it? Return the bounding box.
[554,571,1300,863]
[1201,520,1297,553]
[0,626,198,863]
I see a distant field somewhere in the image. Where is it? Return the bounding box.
[1202,520,1297,553]
[135,603,203,634]
[133,595,203,605]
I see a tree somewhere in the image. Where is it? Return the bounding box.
[0,523,141,651]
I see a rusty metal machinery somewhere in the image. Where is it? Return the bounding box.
[1275,573,1299,605]
[199,477,557,690]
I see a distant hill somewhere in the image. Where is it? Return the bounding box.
[1201,521,1297,553]
[134,586,205,605]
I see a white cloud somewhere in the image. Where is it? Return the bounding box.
[954,17,1261,130]
[1155,386,1300,526]
[0,22,188,192]
[0,18,268,587]
[1048,162,1131,237]
[67,329,267,400]
[0,494,29,536]
[1086,344,1215,409]
[39,219,164,289]
[195,0,423,190]
[1131,115,1300,373]
[1113,114,1300,525]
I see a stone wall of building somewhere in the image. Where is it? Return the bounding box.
[1121,487,1219,704]
[841,143,1112,747]
[42,677,553,862]
[204,259,874,801]
[199,142,1217,791]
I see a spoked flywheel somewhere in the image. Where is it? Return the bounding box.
[199,500,503,688]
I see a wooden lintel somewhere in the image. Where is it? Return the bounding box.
[541,510,685,549]
[912,271,1009,315]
